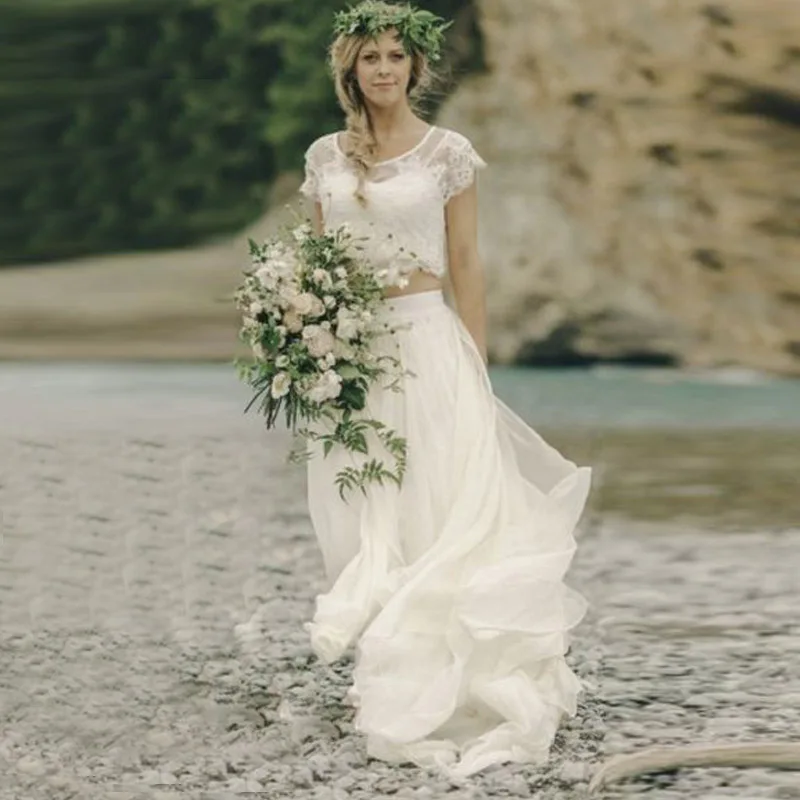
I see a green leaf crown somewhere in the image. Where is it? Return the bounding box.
[332,1,453,63]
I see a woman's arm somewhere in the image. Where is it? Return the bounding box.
[445,180,488,365]
[310,201,324,236]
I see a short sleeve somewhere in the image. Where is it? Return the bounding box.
[299,139,322,203]
[439,131,487,203]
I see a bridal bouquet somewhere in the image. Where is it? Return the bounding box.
[233,217,407,500]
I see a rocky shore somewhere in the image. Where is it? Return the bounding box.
[1,376,797,799]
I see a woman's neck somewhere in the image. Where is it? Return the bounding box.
[366,103,419,140]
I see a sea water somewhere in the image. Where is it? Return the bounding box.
[0,362,798,429]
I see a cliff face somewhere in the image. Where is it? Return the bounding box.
[437,0,800,373]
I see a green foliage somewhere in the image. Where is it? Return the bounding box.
[1,0,480,266]
[236,219,409,501]
[332,1,452,63]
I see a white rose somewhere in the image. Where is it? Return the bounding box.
[312,269,334,291]
[291,292,325,318]
[290,292,314,315]
[278,282,300,308]
[273,257,296,279]
[255,266,276,288]
[307,369,342,403]
[283,311,303,333]
[302,325,336,358]
[308,295,326,318]
[270,372,291,399]
[333,339,355,362]
[335,310,361,342]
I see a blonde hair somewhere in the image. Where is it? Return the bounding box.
[329,10,437,207]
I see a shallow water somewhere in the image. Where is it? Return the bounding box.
[2,362,798,531]
[3,362,799,428]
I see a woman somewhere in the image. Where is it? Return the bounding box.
[298,0,592,779]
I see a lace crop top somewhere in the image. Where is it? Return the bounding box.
[299,126,486,287]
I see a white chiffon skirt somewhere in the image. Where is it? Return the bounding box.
[304,289,592,778]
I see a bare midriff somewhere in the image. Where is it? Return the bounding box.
[383,268,444,298]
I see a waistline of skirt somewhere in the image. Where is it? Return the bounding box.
[379,289,447,322]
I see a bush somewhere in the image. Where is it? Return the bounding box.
[0,0,480,266]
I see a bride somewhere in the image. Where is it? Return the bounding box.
[298,0,592,778]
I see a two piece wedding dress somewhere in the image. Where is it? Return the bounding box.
[298,125,592,777]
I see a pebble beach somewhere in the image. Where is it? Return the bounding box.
[1,364,798,799]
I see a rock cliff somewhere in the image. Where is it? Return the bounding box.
[437,0,800,373]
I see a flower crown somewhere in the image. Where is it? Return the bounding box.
[332,1,453,63]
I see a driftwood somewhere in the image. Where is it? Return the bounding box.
[588,742,800,792]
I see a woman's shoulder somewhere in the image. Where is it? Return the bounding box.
[304,131,340,163]
[434,126,473,146]
[430,126,486,165]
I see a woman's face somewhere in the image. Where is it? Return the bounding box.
[353,28,412,108]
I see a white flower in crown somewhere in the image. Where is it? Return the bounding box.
[270,372,291,399]
[323,295,336,309]
[249,301,265,317]
[334,267,348,280]
[306,369,342,403]
[302,324,336,358]
[275,354,290,368]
